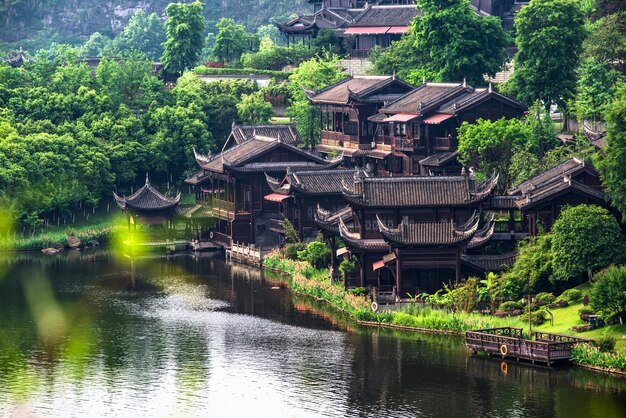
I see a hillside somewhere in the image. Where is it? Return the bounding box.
[0,0,309,49]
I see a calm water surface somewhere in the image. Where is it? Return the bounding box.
[0,251,625,417]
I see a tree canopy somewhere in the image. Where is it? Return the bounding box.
[551,205,626,283]
[506,0,586,109]
[212,18,260,64]
[600,83,626,218]
[162,1,206,75]
[115,11,167,60]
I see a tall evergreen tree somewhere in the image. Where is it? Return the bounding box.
[161,1,206,75]
[506,0,586,109]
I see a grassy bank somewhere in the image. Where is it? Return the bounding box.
[263,251,626,373]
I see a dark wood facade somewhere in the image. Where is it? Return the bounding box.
[185,128,341,247]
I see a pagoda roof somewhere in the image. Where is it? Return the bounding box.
[342,170,498,208]
[461,252,518,273]
[114,176,180,211]
[306,76,414,105]
[508,157,606,210]
[225,124,300,151]
[419,151,459,167]
[338,217,388,251]
[315,205,354,235]
[376,214,480,246]
[467,213,495,249]
[196,136,339,174]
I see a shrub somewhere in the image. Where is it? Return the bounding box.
[572,343,626,371]
[299,241,331,269]
[578,307,594,322]
[590,265,626,324]
[582,294,590,306]
[339,255,356,280]
[522,309,546,326]
[192,65,290,80]
[555,299,569,308]
[283,242,306,260]
[348,287,367,297]
[594,336,617,353]
[535,292,556,306]
[504,234,554,293]
[499,301,521,312]
[559,288,583,303]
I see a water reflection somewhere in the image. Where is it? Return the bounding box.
[0,251,625,417]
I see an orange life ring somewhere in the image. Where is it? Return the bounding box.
[500,361,508,375]
[210,231,214,239]
[500,344,508,356]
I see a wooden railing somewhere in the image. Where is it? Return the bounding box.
[394,137,413,150]
[227,242,262,266]
[211,231,232,248]
[465,327,589,364]
[433,136,451,150]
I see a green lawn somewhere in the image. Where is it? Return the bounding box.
[270,116,291,125]
[535,301,626,352]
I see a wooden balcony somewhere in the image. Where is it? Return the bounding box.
[393,137,414,151]
[433,136,451,150]
[321,130,358,144]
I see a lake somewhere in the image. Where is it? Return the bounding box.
[1,251,625,417]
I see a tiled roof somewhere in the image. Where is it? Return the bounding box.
[351,5,420,27]
[199,136,333,174]
[287,169,355,195]
[307,76,393,104]
[314,205,353,234]
[382,83,469,115]
[342,171,498,207]
[338,217,388,251]
[509,157,590,196]
[461,252,518,272]
[438,88,526,114]
[467,214,495,249]
[230,124,300,147]
[515,179,606,210]
[114,178,180,211]
[376,214,480,246]
[419,151,458,167]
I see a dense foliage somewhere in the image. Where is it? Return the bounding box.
[600,84,626,219]
[162,1,206,74]
[0,47,266,230]
[504,235,554,293]
[590,265,626,324]
[505,0,586,110]
[372,0,510,84]
[551,205,626,283]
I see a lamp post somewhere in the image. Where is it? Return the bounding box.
[523,294,535,339]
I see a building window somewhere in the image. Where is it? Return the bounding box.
[345,122,358,135]
[394,123,406,136]
[388,157,403,173]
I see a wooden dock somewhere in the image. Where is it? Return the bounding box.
[226,242,263,267]
[465,327,589,366]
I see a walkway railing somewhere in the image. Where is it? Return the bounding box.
[226,242,262,266]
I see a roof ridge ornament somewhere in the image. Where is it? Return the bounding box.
[488,82,493,93]
[145,172,149,185]
[463,78,467,88]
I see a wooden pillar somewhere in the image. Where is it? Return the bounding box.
[359,253,365,288]
[395,251,402,298]
[329,236,337,281]
[455,249,461,284]
[508,209,515,232]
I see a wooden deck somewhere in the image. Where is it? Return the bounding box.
[466,327,589,365]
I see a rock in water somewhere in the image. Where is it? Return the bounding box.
[66,235,81,249]
[41,247,61,255]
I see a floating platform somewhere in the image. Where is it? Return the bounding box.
[466,327,589,366]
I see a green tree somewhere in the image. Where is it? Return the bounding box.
[583,11,626,73]
[370,35,435,84]
[162,1,206,75]
[115,11,166,60]
[80,32,112,57]
[551,205,626,283]
[504,234,554,293]
[288,55,343,147]
[311,29,343,56]
[237,91,273,125]
[506,0,586,109]
[412,0,511,85]
[573,58,624,121]
[600,83,626,218]
[212,18,260,64]
[457,117,534,190]
[590,265,626,324]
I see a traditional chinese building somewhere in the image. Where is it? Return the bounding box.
[277,1,419,56]
[470,0,529,29]
[185,126,342,247]
[265,168,354,241]
[114,175,182,231]
[369,82,527,176]
[508,157,609,235]
[315,169,499,295]
[306,75,415,161]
